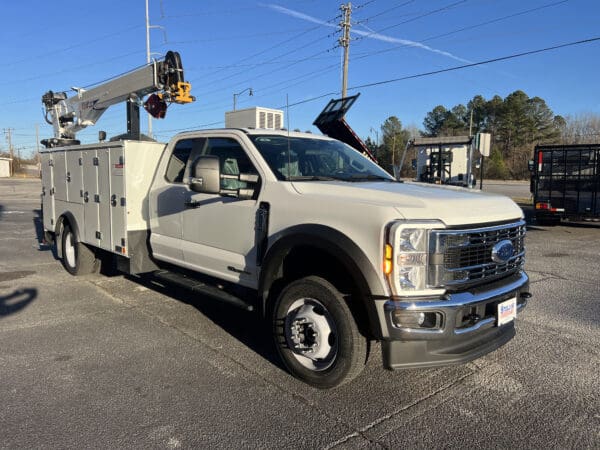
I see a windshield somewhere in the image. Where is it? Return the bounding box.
[249,135,395,182]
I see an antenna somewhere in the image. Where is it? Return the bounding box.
[286,94,291,179]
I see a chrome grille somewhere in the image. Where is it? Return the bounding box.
[430,220,526,287]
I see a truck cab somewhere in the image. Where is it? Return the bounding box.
[144,128,530,387]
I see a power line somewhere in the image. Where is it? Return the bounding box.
[158,6,261,20]
[354,0,415,23]
[0,50,145,88]
[192,45,335,98]
[281,36,600,108]
[414,0,570,46]
[191,25,326,82]
[166,27,318,45]
[6,25,144,68]
[351,0,571,62]
[355,0,468,41]
[354,0,378,10]
[352,37,600,90]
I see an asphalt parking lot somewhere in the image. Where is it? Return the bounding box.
[1,178,599,449]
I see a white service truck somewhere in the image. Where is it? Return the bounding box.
[40,53,529,388]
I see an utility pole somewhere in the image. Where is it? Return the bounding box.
[339,2,352,99]
[36,124,41,177]
[4,128,14,176]
[233,87,253,111]
[145,0,152,138]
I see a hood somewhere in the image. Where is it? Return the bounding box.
[291,180,523,226]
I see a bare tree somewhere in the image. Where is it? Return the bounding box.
[560,113,600,144]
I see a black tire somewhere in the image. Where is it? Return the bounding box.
[61,224,98,276]
[273,276,368,389]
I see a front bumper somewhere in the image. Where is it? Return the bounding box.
[379,271,529,369]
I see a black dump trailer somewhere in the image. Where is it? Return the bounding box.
[529,144,600,223]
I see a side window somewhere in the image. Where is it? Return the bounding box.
[165,139,193,183]
[165,138,207,183]
[205,138,258,190]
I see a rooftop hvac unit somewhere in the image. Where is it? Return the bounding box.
[225,107,284,129]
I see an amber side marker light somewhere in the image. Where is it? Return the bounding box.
[384,244,393,275]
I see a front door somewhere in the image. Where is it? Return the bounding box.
[181,136,262,288]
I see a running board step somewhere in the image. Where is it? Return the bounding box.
[154,270,254,312]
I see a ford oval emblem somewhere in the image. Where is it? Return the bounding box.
[492,240,514,263]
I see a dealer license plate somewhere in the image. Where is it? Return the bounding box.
[497,297,517,326]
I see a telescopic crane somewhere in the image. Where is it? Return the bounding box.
[41,51,194,148]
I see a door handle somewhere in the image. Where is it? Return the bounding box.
[83,191,89,203]
[184,200,201,208]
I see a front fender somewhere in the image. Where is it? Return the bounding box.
[258,224,387,339]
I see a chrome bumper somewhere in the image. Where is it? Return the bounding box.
[379,271,530,369]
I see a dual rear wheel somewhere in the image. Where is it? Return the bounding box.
[60,224,99,276]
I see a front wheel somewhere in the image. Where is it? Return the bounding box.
[61,224,98,275]
[273,276,368,389]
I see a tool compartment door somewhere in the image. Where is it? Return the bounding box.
[41,153,55,230]
[66,150,83,204]
[97,148,112,251]
[53,152,67,202]
[82,150,99,246]
[109,146,126,254]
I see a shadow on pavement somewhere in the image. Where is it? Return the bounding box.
[129,274,283,371]
[0,288,37,317]
[33,209,58,258]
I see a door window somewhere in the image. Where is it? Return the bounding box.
[204,138,258,190]
[165,138,207,183]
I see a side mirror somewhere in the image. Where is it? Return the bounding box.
[527,160,535,172]
[190,155,220,194]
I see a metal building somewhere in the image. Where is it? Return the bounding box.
[412,136,474,186]
[0,157,12,177]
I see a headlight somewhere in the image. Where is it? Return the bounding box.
[386,221,445,295]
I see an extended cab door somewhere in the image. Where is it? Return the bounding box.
[149,138,203,265]
[181,135,262,288]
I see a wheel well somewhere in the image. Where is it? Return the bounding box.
[265,245,372,338]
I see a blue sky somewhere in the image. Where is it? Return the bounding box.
[2,0,599,157]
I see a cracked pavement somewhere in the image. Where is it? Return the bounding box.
[0,178,598,449]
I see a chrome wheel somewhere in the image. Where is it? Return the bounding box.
[283,298,338,371]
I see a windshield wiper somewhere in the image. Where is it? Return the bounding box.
[344,174,397,182]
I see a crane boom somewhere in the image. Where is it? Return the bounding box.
[42,51,194,147]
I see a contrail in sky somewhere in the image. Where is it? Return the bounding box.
[263,4,471,64]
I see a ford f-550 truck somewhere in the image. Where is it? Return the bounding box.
[40,53,529,388]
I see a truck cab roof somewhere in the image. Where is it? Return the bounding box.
[174,128,332,141]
